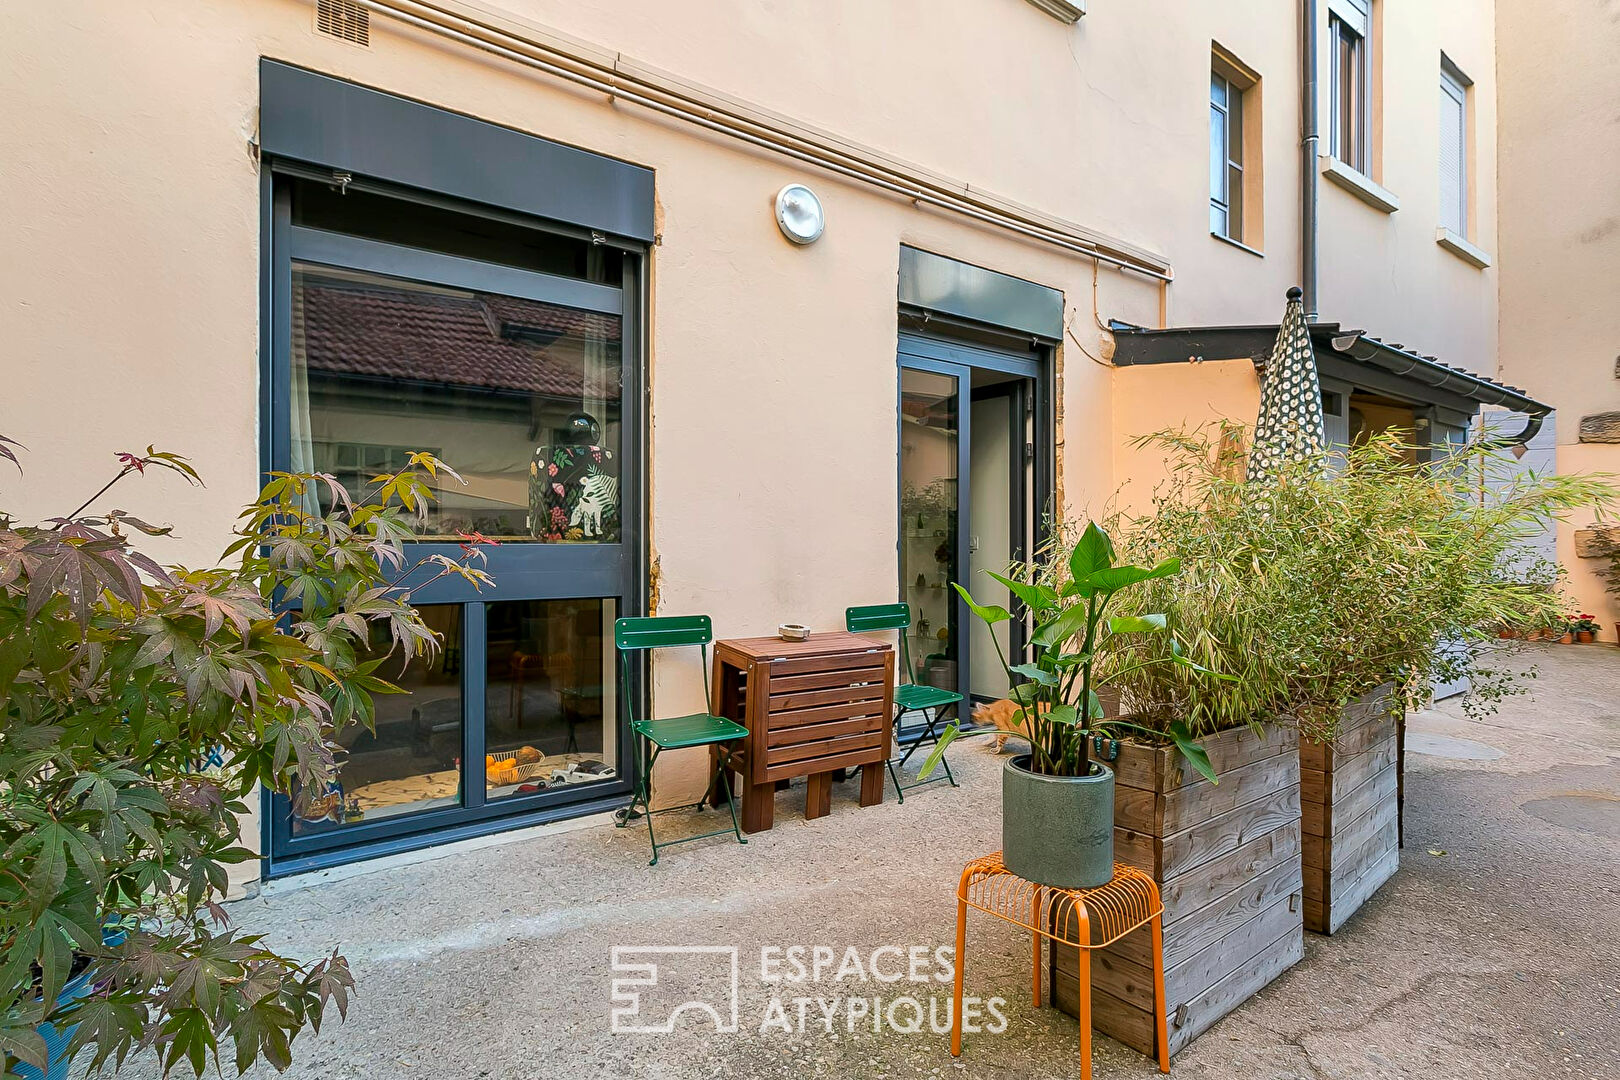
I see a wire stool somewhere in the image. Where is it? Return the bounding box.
[952,851,1170,1079]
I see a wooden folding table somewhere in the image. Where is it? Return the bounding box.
[708,631,895,832]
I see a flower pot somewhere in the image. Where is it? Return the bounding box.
[1002,754,1114,889]
[1497,627,1519,639]
[15,965,101,1080]
[1558,633,1575,644]
[1577,630,1595,643]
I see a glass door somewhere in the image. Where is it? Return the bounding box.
[899,366,965,710]
[897,331,1047,719]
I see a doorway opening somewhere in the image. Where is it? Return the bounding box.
[897,329,1050,732]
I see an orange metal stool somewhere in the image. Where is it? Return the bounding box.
[951,851,1170,1079]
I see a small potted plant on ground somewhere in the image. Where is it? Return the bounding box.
[1572,614,1601,643]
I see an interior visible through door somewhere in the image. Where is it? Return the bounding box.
[898,360,1035,723]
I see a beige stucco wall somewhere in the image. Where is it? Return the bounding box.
[1315,0,1498,370]
[1,0,1510,881]
[1497,0,1620,630]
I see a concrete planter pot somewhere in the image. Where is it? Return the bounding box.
[1002,754,1115,889]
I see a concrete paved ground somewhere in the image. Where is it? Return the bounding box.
[125,644,1619,1079]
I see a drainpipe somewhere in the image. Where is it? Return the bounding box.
[1301,0,1321,320]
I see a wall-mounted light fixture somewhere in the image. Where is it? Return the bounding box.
[774,183,825,245]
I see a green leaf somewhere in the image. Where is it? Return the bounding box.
[1085,689,1105,720]
[985,570,1058,616]
[1044,704,1080,727]
[950,582,1010,625]
[1084,557,1180,594]
[1108,614,1167,634]
[0,1015,48,1072]
[916,723,960,781]
[1170,639,1238,681]
[1068,522,1116,582]
[1030,604,1091,650]
[1008,682,1044,706]
[1169,720,1218,784]
[1008,663,1058,686]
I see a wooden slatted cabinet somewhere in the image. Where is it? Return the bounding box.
[709,632,895,832]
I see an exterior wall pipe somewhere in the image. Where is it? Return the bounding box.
[351,0,1174,282]
[1301,0,1321,320]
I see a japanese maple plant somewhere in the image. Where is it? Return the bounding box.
[0,437,488,1077]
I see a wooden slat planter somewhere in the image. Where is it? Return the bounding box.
[1300,686,1400,934]
[1050,724,1303,1057]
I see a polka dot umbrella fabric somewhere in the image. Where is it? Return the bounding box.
[1246,287,1328,482]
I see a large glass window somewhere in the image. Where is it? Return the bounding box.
[290,263,623,542]
[268,173,641,875]
[483,598,618,800]
[290,605,464,836]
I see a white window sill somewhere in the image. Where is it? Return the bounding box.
[1023,0,1085,21]
[1320,156,1400,213]
[1211,231,1264,258]
[1436,227,1492,268]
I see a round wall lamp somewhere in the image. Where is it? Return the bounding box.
[774,183,825,245]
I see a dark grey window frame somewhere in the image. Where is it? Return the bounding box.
[895,327,1054,717]
[259,165,649,878]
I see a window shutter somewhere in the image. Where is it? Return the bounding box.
[1438,75,1467,235]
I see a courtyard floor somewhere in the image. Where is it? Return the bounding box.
[129,644,1619,1079]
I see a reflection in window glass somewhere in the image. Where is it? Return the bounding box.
[291,264,622,542]
[483,598,618,799]
[289,605,463,835]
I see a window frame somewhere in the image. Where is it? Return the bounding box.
[1209,45,1264,253]
[260,165,647,874]
[1209,71,1242,240]
[1438,55,1471,238]
[1328,0,1371,174]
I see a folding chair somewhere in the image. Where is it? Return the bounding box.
[845,603,964,802]
[613,615,749,865]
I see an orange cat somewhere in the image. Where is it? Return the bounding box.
[972,699,1050,752]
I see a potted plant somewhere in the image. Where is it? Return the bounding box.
[923,522,1222,890]
[0,437,489,1078]
[1572,614,1601,643]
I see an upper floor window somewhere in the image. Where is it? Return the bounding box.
[1210,46,1263,252]
[1328,0,1371,173]
[1438,56,1471,237]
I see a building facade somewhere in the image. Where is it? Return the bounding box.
[1498,0,1620,632]
[2,0,1529,884]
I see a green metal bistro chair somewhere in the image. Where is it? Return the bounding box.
[613,615,749,865]
[845,603,964,802]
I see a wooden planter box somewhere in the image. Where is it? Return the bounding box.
[1051,724,1303,1057]
[1300,687,1400,934]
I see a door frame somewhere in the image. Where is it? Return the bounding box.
[896,330,1052,712]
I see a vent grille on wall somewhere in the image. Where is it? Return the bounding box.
[315,0,369,46]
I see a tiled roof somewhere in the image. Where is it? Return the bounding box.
[297,278,621,398]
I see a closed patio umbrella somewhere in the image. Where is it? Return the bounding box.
[1246,286,1328,482]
